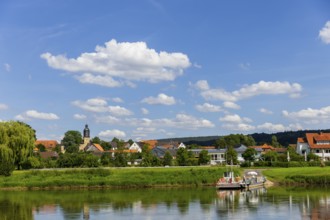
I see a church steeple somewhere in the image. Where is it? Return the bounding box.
[83,124,90,138]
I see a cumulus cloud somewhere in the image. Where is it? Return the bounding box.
[72,98,132,116]
[73,114,87,120]
[194,80,302,102]
[96,113,215,130]
[0,104,8,110]
[112,97,123,103]
[15,110,59,121]
[74,73,122,88]
[99,129,126,139]
[219,114,252,124]
[259,108,273,114]
[232,81,302,99]
[257,122,286,132]
[223,101,240,109]
[41,39,191,86]
[141,108,149,115]
[222,123,255,132]
[319,21,330,44]
[141,93,176,105]
[195,103,222,112]
[283,106,330,123]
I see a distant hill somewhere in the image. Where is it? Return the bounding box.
[157,129,330,147]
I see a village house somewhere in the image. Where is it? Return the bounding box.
[296,132,330,161]
[35,140,59,151]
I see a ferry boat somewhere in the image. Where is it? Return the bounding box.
[216,171,266,190]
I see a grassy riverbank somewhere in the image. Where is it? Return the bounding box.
[0,167,238,190]
[1,166,329,190]
[263,167,330,186]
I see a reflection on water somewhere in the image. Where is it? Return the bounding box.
[0,187,329,219]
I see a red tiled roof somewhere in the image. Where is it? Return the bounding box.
[306,133,330,149]
[297,137,306,143]
[35,140,58,150]
[93,143,104,152]
[250,144,274,150]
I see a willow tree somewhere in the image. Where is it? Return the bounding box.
[0,121,36,171]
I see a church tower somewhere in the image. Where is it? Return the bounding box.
[83,124,90,145]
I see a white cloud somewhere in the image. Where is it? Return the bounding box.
[219,114,252,124]
[3,63,10,72]
[223,101,240,109]
[194,80,210,90]
[257,122,286,132]
[319,21,330,44]
[195,103,222,112]
[141,108,149,115]
[75,73,122,88]
[41,39,191,86]
[15,110,59,121]
[0,104,8,110]
[73,114,87,120]
[194,80,302,102]
[99,129,126,139]
[232,81,302,99]
[72,98,132,116]
[96,113,215,130]
[282,106,330,124]
[141,93,176,105]
[259,108,273,114]
[222,123,255,132]
[112,97,123,103]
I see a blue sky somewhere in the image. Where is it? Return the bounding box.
[1,0,330,142]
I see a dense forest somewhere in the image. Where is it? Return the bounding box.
[157,129,330,147]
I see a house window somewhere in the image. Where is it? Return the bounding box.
[316,150,320,153]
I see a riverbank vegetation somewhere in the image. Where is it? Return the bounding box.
[0,167,237,190]
[263,167,330,186]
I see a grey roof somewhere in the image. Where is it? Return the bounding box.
[151,146,177,158]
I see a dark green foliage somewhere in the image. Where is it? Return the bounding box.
[163,151,172,166]
[215,134,255,148]
[242,148,257,162]
[261,151,278,162]
[57,152,99,168]
[61,130,82,152]
[113,152,127,167]
[198,150,210,165]
[176,148,189,166]
[36,143,46,152]
[21,156,42,169]
[225,146,238,164]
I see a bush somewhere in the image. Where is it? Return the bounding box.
[0,160,15,176]
[21,156,42,169]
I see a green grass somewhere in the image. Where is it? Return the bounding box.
[262,167,330,186]
[0,167,240,190]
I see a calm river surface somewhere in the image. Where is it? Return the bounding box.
[0,187,329,220]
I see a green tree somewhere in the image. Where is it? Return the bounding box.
[62,130,82,153]
[242,148,257,162]
[176,148,188,166]
[113,152,127,167]
[215,134,255,149]
[140,145,153,166]
[163,151,173,166]
[36,143,46,152]
[91,136,101,144]
[225,146,238,165]
[261,151,278,162]
[0,144,15,176]
[271,135,281,148]
[198,150,210,165]
[0,121,35,170]
[307,152,320,161]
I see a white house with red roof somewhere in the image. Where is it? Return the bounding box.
[296,132,330,161]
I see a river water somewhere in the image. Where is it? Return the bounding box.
[0,187,329,220]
